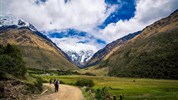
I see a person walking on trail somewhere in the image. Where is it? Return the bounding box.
[54,80,60,92]
[50,79,52,84]
[54,79,56,92]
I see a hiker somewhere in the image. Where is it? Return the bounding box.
[50,79,52,84]
[54,80,59,92]
[54,79,56,92]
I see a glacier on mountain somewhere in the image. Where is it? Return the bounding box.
[65,50,94,68]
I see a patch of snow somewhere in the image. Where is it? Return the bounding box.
[0,15,37,31]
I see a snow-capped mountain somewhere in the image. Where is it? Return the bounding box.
[0,15,37,31]
[0,15,98,68]
[0,15,56,43]
[0,15,77,70]
[47,28,106,68]
[66,50,94,68]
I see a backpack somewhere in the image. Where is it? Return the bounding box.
[55,80,59,85]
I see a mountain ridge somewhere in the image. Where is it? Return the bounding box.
[86,31,141,67]
[99,9,178,79]
[0,15,77,70]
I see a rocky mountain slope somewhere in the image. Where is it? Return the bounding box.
[86,31,141,67]
[99,9,178,79]
[0,15,77,70]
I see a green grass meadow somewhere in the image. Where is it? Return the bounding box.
[38,75,178,100]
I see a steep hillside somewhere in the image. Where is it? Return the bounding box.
[86,31,141,67]
[0,28,77,70]
[0,44,43,99]
[99,9,178,79]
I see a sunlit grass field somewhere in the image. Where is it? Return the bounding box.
[38,75,178,100]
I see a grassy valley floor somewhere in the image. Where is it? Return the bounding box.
[38,75,178,100]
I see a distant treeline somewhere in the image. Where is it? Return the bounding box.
[28,68,80,75]
[28,68,97,76]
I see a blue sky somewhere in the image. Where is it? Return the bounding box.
[46,0,137,51]
[47,29,106,45]
[2,0,178,52]
[99,0,136,29]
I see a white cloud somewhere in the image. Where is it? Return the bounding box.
[50,37,103,52]
[2,0,115,32]
[101,0,178,43]
[1,0,178,53]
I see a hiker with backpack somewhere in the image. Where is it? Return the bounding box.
[54,79,60,92]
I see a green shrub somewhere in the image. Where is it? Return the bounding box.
[0,82,4,98]
[26,77,43,93]
[60,80,65,84]
[0,44,26,78]
[83,72,96,76]
[74,79,94,87]
[35,77,43,92]
[95,87,110,100]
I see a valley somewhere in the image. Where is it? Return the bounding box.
[36,74,178,100]
[0,1,178,100]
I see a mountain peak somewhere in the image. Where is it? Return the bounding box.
[0,15,37,31]
[66,50,94,68]
[0,16,77,70]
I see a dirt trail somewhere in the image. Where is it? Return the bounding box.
[37,83,84,100]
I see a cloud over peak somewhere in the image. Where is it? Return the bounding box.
[2,0,115,32]
[47,29,106,52]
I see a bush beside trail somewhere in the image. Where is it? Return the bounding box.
[74,79,95,87]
